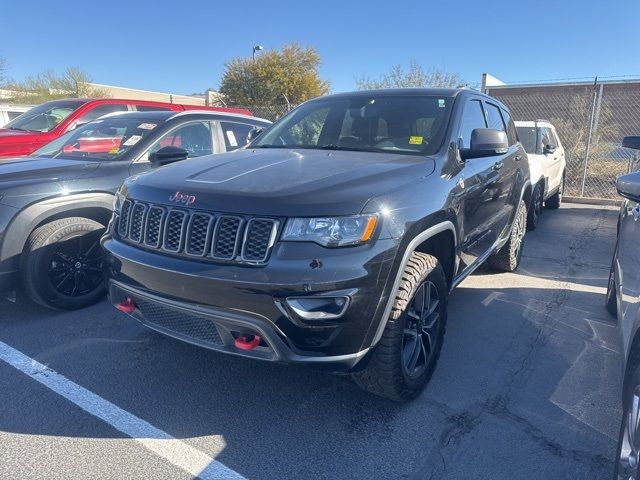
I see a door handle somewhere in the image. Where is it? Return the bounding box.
[515,155,523,162]
[493,162,504,171]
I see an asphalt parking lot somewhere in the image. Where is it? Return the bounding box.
[0,203,622,480]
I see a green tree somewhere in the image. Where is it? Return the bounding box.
[356,61,462,90]
[6,66,109,103]
[219,43,330,107]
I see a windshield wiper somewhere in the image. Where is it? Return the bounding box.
[317,144,379,152]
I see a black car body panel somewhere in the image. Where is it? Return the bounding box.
[0,111,270,292]
[102,89,531,369]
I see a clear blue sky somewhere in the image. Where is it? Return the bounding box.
[2,0,639,94]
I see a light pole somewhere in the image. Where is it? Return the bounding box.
[252,45,263,62]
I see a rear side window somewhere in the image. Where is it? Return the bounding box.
[220,121,256,151]
[484,103,506,132]
[501,109,518,146]
[76,104,128,125]
[516,126,537,154]
[458,99,487,149]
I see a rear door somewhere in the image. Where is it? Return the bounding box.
[539,127,560,191]
[546,127,564,192]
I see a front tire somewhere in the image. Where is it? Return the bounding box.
[489,200,527,272]
[352,252,447,402]
[21,217,106,310]
[614,365,640,479]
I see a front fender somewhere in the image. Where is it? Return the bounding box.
[0,192,114,272]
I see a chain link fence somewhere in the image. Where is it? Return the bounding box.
[487,81,640,199]
[233,104,291,122]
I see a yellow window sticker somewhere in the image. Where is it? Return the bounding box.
[409,136,423,145]
[108,147,120,155]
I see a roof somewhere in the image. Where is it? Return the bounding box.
[316,88,465,100]
[99,110,271,124]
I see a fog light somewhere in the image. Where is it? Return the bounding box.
[285,296,350,320]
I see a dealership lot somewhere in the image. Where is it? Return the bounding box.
[0,203,622,479]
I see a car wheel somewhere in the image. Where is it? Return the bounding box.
[527,183,544,230]
[21,217,106,310]
[489,200,527,272]
[615,365,640,480]
[606,252,618,317]
[352,252,447,402]
[546,175,564,209]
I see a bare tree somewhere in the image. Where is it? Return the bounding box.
[6,66,109,103]
[356,61,462,90]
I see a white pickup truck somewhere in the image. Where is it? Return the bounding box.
[0,104,33,127]
[515,120,566,229]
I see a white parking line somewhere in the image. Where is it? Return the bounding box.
[0,340,245,480]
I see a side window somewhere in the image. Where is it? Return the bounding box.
[220,122,256,151]
[501,109,518,146]
[148,121,213,159]
[484,103,506,132]
[135,105,173,112]
[76,104,128,126]
[539,127,552,150]
[458,99,487,149]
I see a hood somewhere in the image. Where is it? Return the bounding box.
[125,148,435,216]
[0,128,41,143]
[0,157,100,204]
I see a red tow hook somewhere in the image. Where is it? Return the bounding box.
[116,297,136,314]
[234,334,261,351]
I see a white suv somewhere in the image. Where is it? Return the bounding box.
[515,120,566,229]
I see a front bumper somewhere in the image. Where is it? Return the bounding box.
[102,236,399,369]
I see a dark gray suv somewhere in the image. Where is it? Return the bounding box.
[102,89,532,401]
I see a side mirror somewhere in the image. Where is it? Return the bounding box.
[460,128,509,160]
[149,146,189,166]
[622,136,640,150]
[543,144,556,154]
[617,171,640,202]
[246,127,264,144]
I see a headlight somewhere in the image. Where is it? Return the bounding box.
[113,187,126,213]
[281,215,378,247]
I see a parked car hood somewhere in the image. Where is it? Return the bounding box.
[0,128,40,143]
[125,148,435,216]
[0,157,100,203]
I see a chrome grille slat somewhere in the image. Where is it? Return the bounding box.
[185,213,214,257]
[162,210,188,252]
[129,203,147,243]
[118,199,133,237]
[144,206,165,248]
[212,216,243,260]
[241,218,279,263]
[118,201,275,264]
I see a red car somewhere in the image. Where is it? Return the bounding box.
[0,98,251,158]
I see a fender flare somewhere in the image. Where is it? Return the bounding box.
[369,220,457,347]
[1,192,114,266]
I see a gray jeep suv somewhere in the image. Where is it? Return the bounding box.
[102,89,531,401]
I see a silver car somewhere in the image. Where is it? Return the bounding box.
[607,135,640,479]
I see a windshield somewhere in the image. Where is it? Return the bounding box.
[253,94,453,156]
[33,116,161,160]
[5,100,86,132]
[516,126,538,154]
